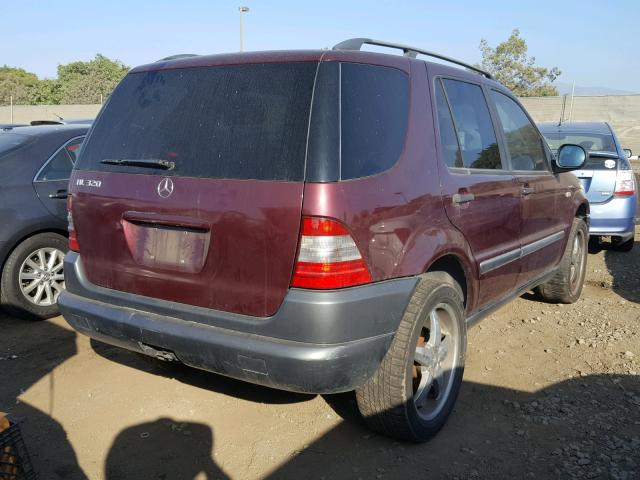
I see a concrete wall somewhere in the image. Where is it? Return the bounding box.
[0,104,101,124]
[520,95,640,154]
[3,96,639,155]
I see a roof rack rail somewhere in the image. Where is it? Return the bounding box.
[332,38,493,80]
[156,54,199,62]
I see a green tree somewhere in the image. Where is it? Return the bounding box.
[30,78,63,105]
[479,29,560,97]
[58,54,129,104]
[0,66,39,106]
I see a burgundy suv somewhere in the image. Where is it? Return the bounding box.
[59,39,589,441]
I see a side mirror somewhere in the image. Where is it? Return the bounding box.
[555,144,587,171]
[623,148,632,159]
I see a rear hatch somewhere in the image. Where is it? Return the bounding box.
[541,130,619,203]
[571,154,619,204]
[70,61,318,317]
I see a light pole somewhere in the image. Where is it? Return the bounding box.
[238,6,249,52]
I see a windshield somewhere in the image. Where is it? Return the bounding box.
[76,63,318,181]
[0,132,31,157]
[541,132,617,153]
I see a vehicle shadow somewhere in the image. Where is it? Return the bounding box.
[1,313,87,479]
[104,417,229,479]
[603,239,640,303]
[90,339,314,405]
[272,373,640,479]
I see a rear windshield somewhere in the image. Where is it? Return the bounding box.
[76,63,318,181]
[542,132,616,153]
[0,133,31,157]
[541,132,619,170]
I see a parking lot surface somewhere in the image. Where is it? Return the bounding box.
[2,226,639,480]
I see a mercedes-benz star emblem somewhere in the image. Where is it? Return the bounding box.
[157,178,174,198]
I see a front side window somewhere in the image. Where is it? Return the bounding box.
[490,91,548,171]
[441,79,501,170]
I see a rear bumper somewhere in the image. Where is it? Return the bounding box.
[588,195,637,240]
[59,252,418,394]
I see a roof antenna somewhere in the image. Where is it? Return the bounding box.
[558,94,567,126]
[53,113,64,121]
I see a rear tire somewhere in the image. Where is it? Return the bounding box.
[611,234,634,252]
[1,233,67,320]
[355,272,466,442]
[535,218,588,304]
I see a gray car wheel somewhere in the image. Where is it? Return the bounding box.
[1,232,68,320]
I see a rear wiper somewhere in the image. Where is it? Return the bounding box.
[100,158,175,170]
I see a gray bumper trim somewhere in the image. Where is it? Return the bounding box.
[59,252,418,393]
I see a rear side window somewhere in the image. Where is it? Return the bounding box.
[490,91,548,171]
[37,149,73,181]
[340,63,409,179]
[65,138,84,163]
[76,63,318,181]
[441,79,501,170]
[434,80,463,168]
[36,137,84,181]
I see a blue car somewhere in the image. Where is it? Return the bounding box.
[539,122,637,252]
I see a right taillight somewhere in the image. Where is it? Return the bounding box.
[614,170,636,196]
[67,194,80,252]
[290,216,372,289]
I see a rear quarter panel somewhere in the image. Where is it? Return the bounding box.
[0,143,68,266]
[302,58,480,312]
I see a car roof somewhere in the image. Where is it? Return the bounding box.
[538,122,612,134]
[131,48,497,86]
[1,124,90,138]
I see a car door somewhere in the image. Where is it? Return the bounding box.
[33,136,84,220]
[431,74,522,309]
[488,90,567,286]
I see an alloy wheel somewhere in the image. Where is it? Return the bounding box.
[18,248,65,306]
[412,302,459,421]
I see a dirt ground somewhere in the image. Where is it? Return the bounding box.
[1,226,639,480]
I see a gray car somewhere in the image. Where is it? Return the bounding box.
[539,122,637,251]
[0,124,88,319]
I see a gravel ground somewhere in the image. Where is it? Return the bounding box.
[1,225,639,480]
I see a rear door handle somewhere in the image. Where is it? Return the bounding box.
[521,187,534,196]
[452,193,475,204]
[48,189,68,199]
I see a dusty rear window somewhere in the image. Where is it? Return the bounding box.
[76,63,317,181]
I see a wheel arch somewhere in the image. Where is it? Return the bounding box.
[1,228,68,273]
[575,201,589,226]
[424,253,472,310]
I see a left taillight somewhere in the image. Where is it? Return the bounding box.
[67,194,79,252]
[290,216,372,289]
[614,170,636,196]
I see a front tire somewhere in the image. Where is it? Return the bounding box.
[355,272,466,442]
[1,233,67,320]
[535,218,588,303]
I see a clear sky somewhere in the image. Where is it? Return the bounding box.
[2,0,639,91]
